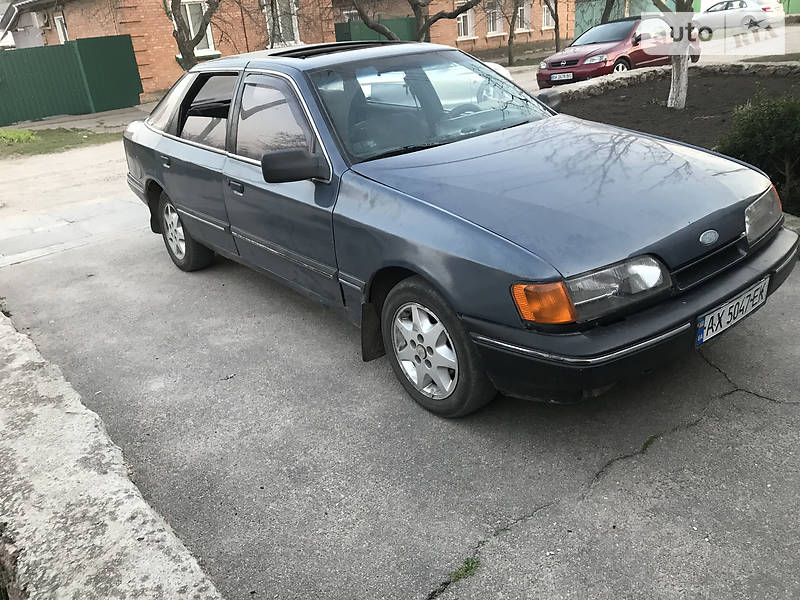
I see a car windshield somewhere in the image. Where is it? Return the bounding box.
[571,21,636,45]
[309,50,550,163]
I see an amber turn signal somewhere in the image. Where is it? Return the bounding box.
[511,282,577,324]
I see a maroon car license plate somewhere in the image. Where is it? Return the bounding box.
[695,276,770,345]
[550,73,573,81]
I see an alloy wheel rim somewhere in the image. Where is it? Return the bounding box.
[613,63,628,72]
[392,302,459,400]
[163,203,186,260]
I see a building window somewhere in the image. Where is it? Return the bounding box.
[54,14,68,43]
[265,0,300,47]
[486,1,503,34]
[455,1,475,38]
[341,9,360,22]
[516,2,531,30]
[178,1,216,56]
[542,3,556,29]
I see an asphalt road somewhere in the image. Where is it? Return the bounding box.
[1,142,799,599]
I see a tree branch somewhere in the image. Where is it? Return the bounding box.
[351,0,400,40]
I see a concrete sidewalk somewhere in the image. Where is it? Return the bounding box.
[0,102,157,133]
[0,312,224,599]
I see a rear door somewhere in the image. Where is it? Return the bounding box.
[157,70,240,255]
[222,71,341,305]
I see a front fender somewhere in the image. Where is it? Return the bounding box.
[333,170,562,329]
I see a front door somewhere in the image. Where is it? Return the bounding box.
[223,72,341,305]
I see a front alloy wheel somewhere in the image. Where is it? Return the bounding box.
[392,302,459,399]
[612,60,629,73]
[381,276,496,417]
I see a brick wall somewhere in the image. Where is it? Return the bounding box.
[429,0,575,53]
[39,0,270,96]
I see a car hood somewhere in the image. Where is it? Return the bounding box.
[351,115,770,278]
[545,41,621,62]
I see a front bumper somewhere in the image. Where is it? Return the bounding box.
[536,63,612,88]
[467,227,799,401]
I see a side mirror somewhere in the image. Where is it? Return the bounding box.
[261,148,329,183]
[632,33,642,45]
[536,90,561,111]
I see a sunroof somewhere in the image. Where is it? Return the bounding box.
[268,40,407,59]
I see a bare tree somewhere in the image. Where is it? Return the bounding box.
[351,0,484,42]
[164,0,222,70]
[351,0,400,40]
[600,0,616,24]
[541,0,561,51]
[651,0,695,109]
[498,0,525,65]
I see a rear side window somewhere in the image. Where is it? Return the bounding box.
[148,73,196,131]
[235,75,316,161]
[178,73,238,150]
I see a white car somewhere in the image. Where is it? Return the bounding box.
[693,0,784,33]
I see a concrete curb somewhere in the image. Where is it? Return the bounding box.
[0,313,224,600]
[550,61,800,103]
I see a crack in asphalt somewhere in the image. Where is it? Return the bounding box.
[425,351,800,598]
[698,352,800,405]
[424,502,555,600]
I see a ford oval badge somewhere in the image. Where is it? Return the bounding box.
[699,229,719,246]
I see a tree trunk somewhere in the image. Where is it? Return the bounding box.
[507,3,519,66]
[667,52,689,109]
[553,13,561,51]
[600,0,616,23]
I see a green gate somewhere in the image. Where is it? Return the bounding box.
[335,16,422,42]
[0,34,142,126]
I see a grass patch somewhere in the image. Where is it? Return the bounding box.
[0,129,38,144]
[0,128,122,158]
[450,557,480,582]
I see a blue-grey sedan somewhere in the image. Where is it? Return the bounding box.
[124,41,798,417]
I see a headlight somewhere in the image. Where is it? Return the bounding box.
[565,256,671,322]
[512,256,672,324]
[584,54,608,64]
[745,185,782,245]
[539,61,548,69]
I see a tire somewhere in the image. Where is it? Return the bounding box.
[612,58,630,73]
[381,276,496,417]
[158,192,214,272]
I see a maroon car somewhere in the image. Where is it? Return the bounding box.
[537,16,700,89]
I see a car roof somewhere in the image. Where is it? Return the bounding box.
[192,41,458,73]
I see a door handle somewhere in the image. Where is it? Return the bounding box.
[160,155,171,168]
[228,179,245,195]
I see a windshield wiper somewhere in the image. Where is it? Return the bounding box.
[362,142,447,162]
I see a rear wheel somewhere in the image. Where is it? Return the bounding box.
[158,192,214,271]
[612,58,630,73]
[381,276,496,417]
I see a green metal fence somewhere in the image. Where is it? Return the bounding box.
[335,17,422,42]
[0,34,142,126]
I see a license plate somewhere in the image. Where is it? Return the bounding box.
[550,73,573,81]
[696,276,770,345]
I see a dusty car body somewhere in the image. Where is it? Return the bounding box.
[124,41,798,417]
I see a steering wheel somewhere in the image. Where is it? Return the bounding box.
[448,103,482,118]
